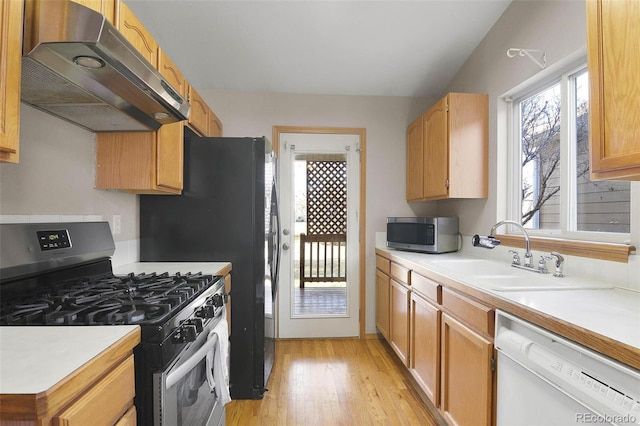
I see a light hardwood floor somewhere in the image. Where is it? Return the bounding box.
[226,338,445,425]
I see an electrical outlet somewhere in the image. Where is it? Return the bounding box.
[112,215,121,235]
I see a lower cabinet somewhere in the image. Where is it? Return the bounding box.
[389,278,410,366]
[375,252,495,426]
[54,355,136,425]
[409,291,441,406]
[375,268,390,340]
[440,313,493,426]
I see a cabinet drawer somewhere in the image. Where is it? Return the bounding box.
[115,405,136,426]
[54,356,135,426]
[390,262,410,285]
[441,287,494,336]
[411,272,441,304]
[376,255,390,275]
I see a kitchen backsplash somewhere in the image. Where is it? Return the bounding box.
[0,214,139,268]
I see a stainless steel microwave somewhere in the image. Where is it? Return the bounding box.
[386,217,459,254]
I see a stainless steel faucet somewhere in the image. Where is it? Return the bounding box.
[489,220,533,268]
[472,220,566,277]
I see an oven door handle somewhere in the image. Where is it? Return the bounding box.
[165,333,219,389]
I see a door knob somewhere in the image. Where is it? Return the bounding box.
[283,243,290,250]
[283,229,290,236]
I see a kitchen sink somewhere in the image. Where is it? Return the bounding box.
[432,258,518,277]
[430,256,613,292]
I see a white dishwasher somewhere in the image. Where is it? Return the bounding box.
[495,311,640,426]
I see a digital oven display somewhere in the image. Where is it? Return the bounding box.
[36,229,72,251]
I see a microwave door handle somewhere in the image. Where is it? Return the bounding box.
[165,334,219,389]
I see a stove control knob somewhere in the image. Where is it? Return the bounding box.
[173,324,198,343]
[196,305,215,319]
[211,294,224,308]
[182,325,198,342]
[186,318,204,333]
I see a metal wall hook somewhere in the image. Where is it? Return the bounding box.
[506,48,547,69]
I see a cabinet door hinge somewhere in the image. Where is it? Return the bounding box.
[490,357,496,372]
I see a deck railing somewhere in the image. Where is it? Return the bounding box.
[299,233,347,288]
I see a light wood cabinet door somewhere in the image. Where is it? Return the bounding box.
[407,92,488,200]
[587,0,640,180]
[118,1,158,66]
[158,48,186,98]
[423,96,449,199]
[441,313,493,426]
[448,93,489,198]
[0,0,23,164]
[188,84,208,136]
[375,269,390,341]
[208,108,223,137]
[114,406,137,426]
[72,0,116,23]
[406,114,424,201]
[410,291,441,407]
[53,355,136,426]
[155,49,186,191]
[389,279,410,366]
[156,122,183,191]
[95,131,182,194]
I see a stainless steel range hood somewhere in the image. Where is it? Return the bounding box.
[21,0,190,132]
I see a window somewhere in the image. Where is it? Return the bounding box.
[508,64,631,242]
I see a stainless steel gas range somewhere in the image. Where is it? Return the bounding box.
[0,222,229,426]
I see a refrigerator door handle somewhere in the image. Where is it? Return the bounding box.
[272,178,281,299]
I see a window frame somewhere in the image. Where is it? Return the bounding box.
[504,59,631,245]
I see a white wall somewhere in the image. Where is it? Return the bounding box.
[202,89,437,333]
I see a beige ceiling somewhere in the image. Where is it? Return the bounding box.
[127,0,512,98]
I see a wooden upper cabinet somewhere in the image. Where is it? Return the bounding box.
[96,130,182,194]
[154,49,185,191]
[406,92,488,201]
[0,0,23,164]
[72,0,117,23]
[155,122,184,191]
[587,0,640,180]
[423,96,449,199]
[406,115,424,201]
[187,84,208,136]
[158,48,186,98]
[118,1,158,66]
[208,108,223,137]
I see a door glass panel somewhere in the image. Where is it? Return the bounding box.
[293,154,347,317]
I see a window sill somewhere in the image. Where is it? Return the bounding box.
[495,234,636,263]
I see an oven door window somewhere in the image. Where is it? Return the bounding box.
[164,358,220,426]
[155,328,226,426]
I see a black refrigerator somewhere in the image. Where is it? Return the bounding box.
[139,132,280,400]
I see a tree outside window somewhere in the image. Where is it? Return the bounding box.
[517,69,630,234]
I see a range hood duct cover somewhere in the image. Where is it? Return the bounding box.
[20,0,190,132]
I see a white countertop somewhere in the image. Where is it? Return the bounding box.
[0,325,139,394]
[378,247,640,352]
[112,262,231,277]
[497,287,640,349]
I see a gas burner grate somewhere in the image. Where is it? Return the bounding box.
[0,272,218,326]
